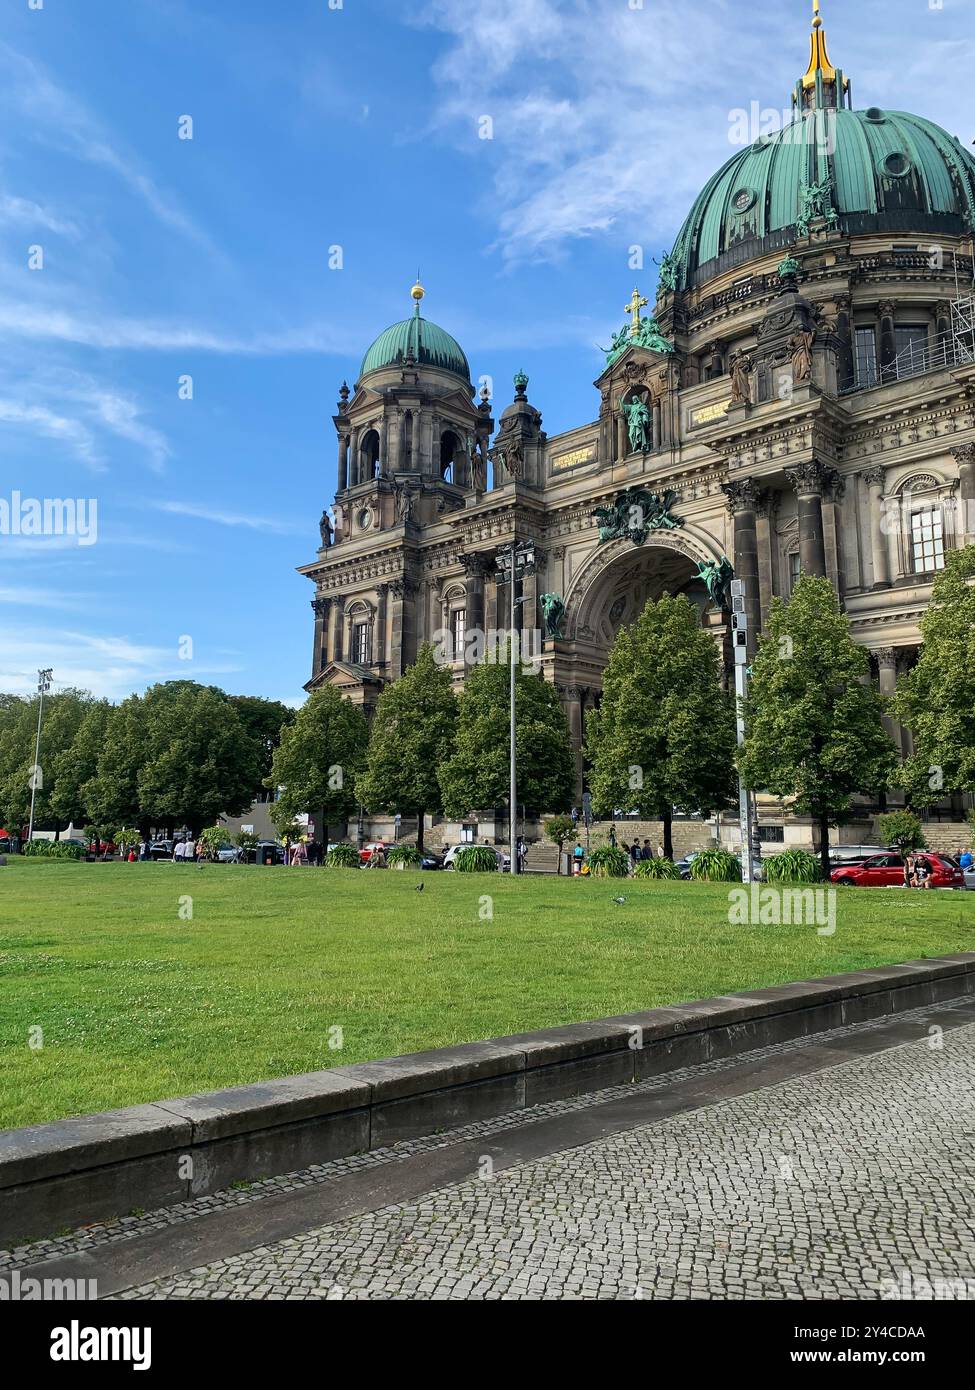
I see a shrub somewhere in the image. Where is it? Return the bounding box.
[634,857,680,880]
[387,845,422,868]
[115,829,140,853]
[763,848,822,884]
[326,844,361,869]
[587,845,631,878]
[234,830,258,854]
[454,845,499,873]
[878,811,926,855]
[545,815,575,850]
[23,839,84,860]
[689,848,741,883]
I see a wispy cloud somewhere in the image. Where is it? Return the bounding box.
[0,40,217,256]
[0,398,102,468]
[152,501,307,535]
[0,194,80,237]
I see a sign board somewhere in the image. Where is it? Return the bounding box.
[551,445,596,472]
[689,400,730,429]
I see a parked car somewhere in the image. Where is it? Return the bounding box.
[419,850,444,870]
[215,844,241,863]
[831,852,965,889]
[675,850,763,881]
[149,839,176,860]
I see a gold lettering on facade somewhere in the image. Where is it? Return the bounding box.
[690,400,731,428]
[551,446,596,471]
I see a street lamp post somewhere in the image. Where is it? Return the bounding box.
[496,540,535,874]
[729,581,754,885]
[27,668,53,844]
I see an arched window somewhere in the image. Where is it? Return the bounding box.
[441,430,460,483]
[360,429,380,481]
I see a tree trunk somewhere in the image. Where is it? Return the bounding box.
[663,811,674,861]
[818,811,832,882]
[416,813,424,853]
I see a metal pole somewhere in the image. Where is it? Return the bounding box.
[27,668,52,842]
[730,581,754,885]
[509,540,518,874]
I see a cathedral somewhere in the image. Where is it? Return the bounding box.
[300,2,975,832]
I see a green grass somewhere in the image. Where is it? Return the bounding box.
[1,857,973,1130]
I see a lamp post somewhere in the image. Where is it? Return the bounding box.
[495,539,535,874]
[729,581,754,884]
[27,668,53,843]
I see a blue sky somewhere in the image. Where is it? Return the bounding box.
[1,0,972,703]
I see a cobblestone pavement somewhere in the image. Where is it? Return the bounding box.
[115,1021,975,1301]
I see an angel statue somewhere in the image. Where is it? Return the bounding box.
[539,592,566,640]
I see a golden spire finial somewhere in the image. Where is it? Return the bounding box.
[411,273,425,309]
[813,0,822,28]
[801,0,847,95]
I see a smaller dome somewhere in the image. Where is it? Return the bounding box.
[359,311,471,385]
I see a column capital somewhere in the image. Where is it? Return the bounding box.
[721,477,763,514]
[951,443,975,469]
[786,459,829,497]
[311,595,331,617]
[460,551,493,579]
[878,300,896,319]
[863,466,886,489]
[389,575,418,600]
[874,646,898,670]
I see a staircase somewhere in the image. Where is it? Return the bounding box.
[525,841,561,874]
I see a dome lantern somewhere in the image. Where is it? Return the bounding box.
[793,0,851,113]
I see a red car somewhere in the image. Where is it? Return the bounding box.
[831,852,965,889]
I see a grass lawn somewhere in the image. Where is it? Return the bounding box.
[1,856,973,1130]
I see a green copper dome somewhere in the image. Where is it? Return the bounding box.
[359,312,471,385]
[667,107,975,290]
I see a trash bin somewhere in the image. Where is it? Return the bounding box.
[260,846,276,866]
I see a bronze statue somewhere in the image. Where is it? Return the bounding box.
[318,508,333,548]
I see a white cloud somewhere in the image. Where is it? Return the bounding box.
[0,194,80,237]
[152,501,307,535]
[0,398,103,468]
[0,41,217,255]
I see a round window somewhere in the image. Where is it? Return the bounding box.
[732,187,757,213]
[865,107,886,123]
[357,508,372,530]
[884,152,911,177]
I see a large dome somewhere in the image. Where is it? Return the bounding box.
[668,107,975,291]
[359,308,471,385]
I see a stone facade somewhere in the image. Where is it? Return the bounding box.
[299,11,975,822]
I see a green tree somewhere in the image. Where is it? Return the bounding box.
[267,685,369,834]
[0,689,90,834]
[438,655,575,820]
[584,595,736,859]
[136,683,262,834]
[49,699,113,828]
[740,576,898,881]
[228,695,296,787]
[356,645,457,851]
[878,810,926,854]
[84,696,146,834]
[891,546,975,803]
[544,814,576,872]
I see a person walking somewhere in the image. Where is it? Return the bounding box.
[657,842,665,859]
[573,841,584,876]
[629,841,641,872]
[960,847,974,871]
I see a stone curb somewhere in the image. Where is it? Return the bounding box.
[1,953,973,1246]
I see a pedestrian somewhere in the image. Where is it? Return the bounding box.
[608,824,617,849]
[573,841,584,876]
[371,842,387,868]
[914,855,931,890]
[960,847,974,871]
[620,840,630,860]
[903,852,914,889]
[629,841,641,871]
[517,837,527,873]
[657,842,664,859]
[642,838,653,861]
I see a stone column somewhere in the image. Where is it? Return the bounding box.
[521,548,544,662]
[785,461,828,579]
[834,295,854,392]
[387,411,400,474]
[822,470,845,596]
[379,417,389,476]
[375,584,389,669]
[311,596,330,679]
[338,435,349,491]
[721,478,762,656]
[755,490,778,627]
[652,401,662,452]
[389,576,418,677]
[876,647,904,771]
[461,554,488,667]
[349,427,360,488]
[561,684,585,795]
[863,467,891,588]
[951,444,975,546]
[878,301,897,379]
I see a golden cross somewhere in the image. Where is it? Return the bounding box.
[625,286,648,339]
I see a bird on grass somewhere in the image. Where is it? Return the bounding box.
[613,895,627,905]
[415,882,424,892]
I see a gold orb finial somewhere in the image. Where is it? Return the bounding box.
[411,276,425,304]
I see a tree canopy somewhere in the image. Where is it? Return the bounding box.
[584,594,736,858]
[739,576,898,879]
[267,684,369,834]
